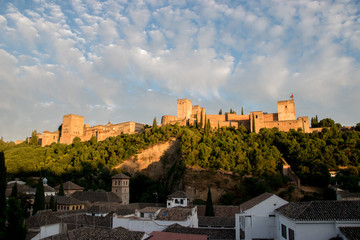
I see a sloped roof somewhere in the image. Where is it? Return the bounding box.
[112,173,130,179]
[198,216,235,228]
[44,184,56,193]
[71,191,122,203]
[41,226,145,240]
[45,196,84,205]
[339,227,360,240]
[276,201,360,221]
[55,181,84,191]
[148,231,207,240]
[164,223,235,240]
[139,207,162,213]
[26,210,62,229]
[156,207,194,221]
[240,192,274,212]
[167,191,187,199]
[197,205,240,217]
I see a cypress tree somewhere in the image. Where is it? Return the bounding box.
[205,187,215,216]
[152,117,158,129]
[33,178,45,215]
[49,195,55,211]
[10,182,18,198]
[5,197,27,240]
[241,107,244,115]
[219,109,222,115]
[58,180,65,196]
[200,110,203,129]
[0,152,7,240]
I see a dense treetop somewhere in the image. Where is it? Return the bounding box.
[1,122,360,191]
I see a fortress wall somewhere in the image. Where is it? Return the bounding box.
[264,113,278,122]
[161,115,179,125]
[207,115,226,122]
[264,120,305,132]
[250,111,265,133]
[60,114,84,144]
[177,99,192,119]
[226,113,250,121]
[277,99,296,121]
[41,131,59,147]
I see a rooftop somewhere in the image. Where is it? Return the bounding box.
[156,207,194,221]
[339,227,360,240]
[147,231,207,240]
[240,192,274,212]
[164,223,235,240]
[112,173,130,179]
[55,181,84,191]
[71,191,122,203]
[41,227,145,240]
[276,200,360,221]
[167,191,187,199]
[197,205,240,217]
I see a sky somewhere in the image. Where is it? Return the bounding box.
[0,0,360,142]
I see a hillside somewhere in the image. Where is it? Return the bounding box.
[2,124,360,203]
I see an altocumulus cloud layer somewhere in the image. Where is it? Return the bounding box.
[0,0,359,141]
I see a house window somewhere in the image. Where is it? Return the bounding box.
[281,224,287,239]
[289,228,294,240]
[180,199,184,204]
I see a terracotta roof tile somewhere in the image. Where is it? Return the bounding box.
[164,223,235,240]
[55,181,84,191]
[167,191,187,199]
[339,227,360,240]
[198,216,235,228]
[148,231,207,240]
[42,227,144,240]
[112,173,130,179]
[276,200,360,221]
[197,205,240,217]
[156,207,194,221]
[71,191,122,203]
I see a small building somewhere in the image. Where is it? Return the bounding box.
[45,196,85,212]
[54,181,84,196]
[167,191,188,208]
[235,192,288,240]
[111,173,130,205]
[112,206,199,234]
[275,200,360,240]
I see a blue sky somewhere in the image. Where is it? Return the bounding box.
[0,0,360,141]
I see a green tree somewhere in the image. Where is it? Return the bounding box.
[0,152,6,240]
[219,109,222,115]
[58,180,65,196]
[29,130,39,146]
[200,111,204,129]
[205,187,215,216]
[241,107,244,115]
[152,117,158,129]
[49,195,56,211]
[5,197,27,240]
[33,179,45,215]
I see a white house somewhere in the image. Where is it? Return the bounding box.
[235,192,288,240]
[112,206,198,234]
[166,191,188,208]
[275,200,360,240]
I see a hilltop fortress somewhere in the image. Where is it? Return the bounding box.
[38,97,317,146]
[41,115,145,147]
[161,97,316,133]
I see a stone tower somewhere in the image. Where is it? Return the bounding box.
[111,173,130,205]
[277,99,296,121]
[60,114,84,144]
[177,99,193,120]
